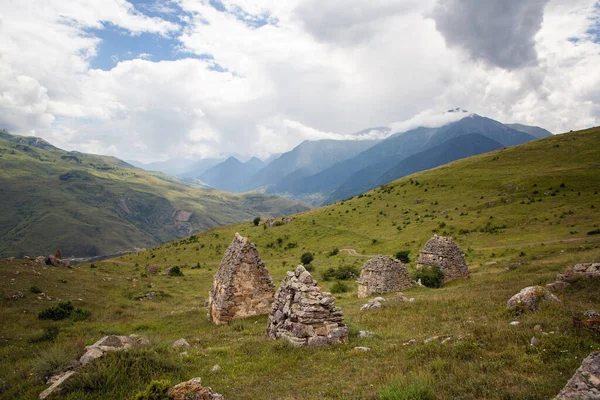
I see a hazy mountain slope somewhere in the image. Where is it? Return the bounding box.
[326,133,504,203]
[506,123,553,138]
[277,116,540,204]
[200,157,265,192]
[0,132,309,258]
[277,127,438,197]
[127,158,197,177]
[248,139,380,190]
[177,158,225,179]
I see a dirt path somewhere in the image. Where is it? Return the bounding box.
[341,248,372,257]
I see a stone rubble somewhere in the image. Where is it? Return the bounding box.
[266,265,348,347]
[357,256,413,298]
[554,351,600,399]
[416,235,469,281]
[172,338,190,348]
[207,233,275,325]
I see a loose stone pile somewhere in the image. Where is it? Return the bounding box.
[207,233,275,324]
[417,235,469,281]
[266,265,348,347]
[554,351,600,399]
[357,256,413,298]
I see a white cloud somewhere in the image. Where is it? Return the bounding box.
[0,0,599,164]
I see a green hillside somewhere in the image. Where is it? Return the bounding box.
[1,127,599,399]
[0,130,310,258]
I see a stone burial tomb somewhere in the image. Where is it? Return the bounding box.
[267,265,348,347]
[207,233,275,324]
[416,235,470,281]
[357,255,413,298]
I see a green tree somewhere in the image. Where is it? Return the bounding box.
[394,250,411,263]
[253,216,261,226]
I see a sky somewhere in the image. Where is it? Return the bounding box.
[1,0,599,162]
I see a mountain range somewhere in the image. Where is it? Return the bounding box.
[0,130,309,258]
[152,113,550,205]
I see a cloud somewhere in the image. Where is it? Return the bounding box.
[431,0,550,69]
[389,108,473,133]
[293,0,426,45]
[1,0,600,164]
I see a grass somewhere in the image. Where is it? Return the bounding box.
[0,127,599,399]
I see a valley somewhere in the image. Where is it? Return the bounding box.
[0,126,598,399]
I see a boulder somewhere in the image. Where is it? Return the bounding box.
[555,351,600,399]
[267,265,348,347]
[507,286,562,312]
[79,334,150,366]
[416,235,469,281]
[146,265,159,275]
[45,255,68,267]
[169,377,224,400]
[172,338,190,348]
[357,256,413,298]
[207,233,275,325]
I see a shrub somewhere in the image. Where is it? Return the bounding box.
[328,248,339,256]
[38,301,90,321]
[414,266,445,288]
[191,262,201,270]
[330,281,349,294]
[587,228,600,235]
[39,302,74,321]
[300,252,314,265]
[394,250,411,264]
[168,266,184,277]
[253,216,261,226]
[29,285,42,294]
[134,380,171,400]
[322,265,360,281]
[304,264,315,272]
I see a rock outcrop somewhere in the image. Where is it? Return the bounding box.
[557,262,600,281]
[555,351,600,399]
[169,377,224,400]
[416,235,469,281]
[45,255,69,267]
[207,233,275,325]
[357,256,413,298]
[506,286,562,312]
[267,265,348,347]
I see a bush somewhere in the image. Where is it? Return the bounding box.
[304,264,315,272]
[587,228,600,235]
[328,248,339,256]
[322,265,360,281]
[330,281,349,293]
[38,302,74,321]
[38,301,90,321]
[300,252,314,265]
[168,266,184,277]
[29,285,42,294]
[191,262,201,270]
[414,266,445,288]
[134,379,171,400]
[394,250,411,264]
[253,216,261,226]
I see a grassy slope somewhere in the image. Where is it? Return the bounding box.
[0,127,599,399]
[0,134,309,258]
